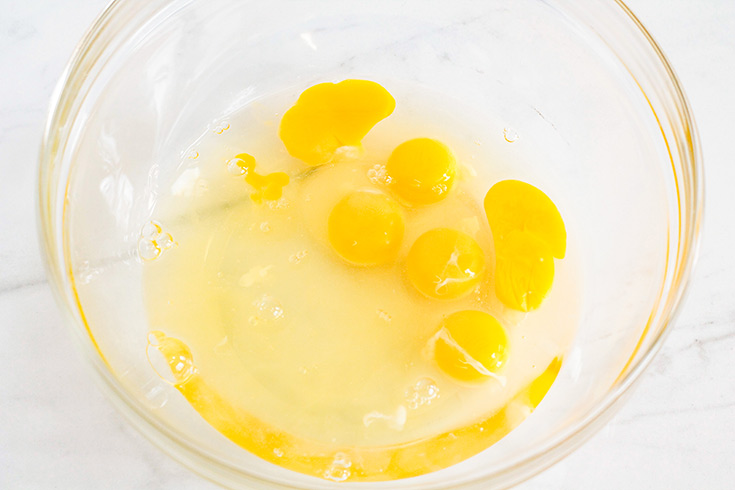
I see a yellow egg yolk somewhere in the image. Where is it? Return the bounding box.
[406,228,485,300]
[279,80,396,166]
[386,138,456,205]
[231,153,289,204]
[483,179,566,259]
[494,230,555,312]
[328,190,404,266]
[433,310,509,382]
[528,357,562,408]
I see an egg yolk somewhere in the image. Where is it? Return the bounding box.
[232,153,289,204]
[494,230,555,312]
[433,310,509,382]
[279,80,396,166]
[406,228,485,299]
[385,138,456,205]
[528,357,562,408]
[328,190,404,266]
[483,179,566,259]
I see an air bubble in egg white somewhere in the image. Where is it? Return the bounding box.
[323,453,352,482]
[376,309,392,323]
[141,221,163,239]
[213,122,230,134]
[138,221,175,262]
[146,331,197,385]
[503,127,519,143]
[288,250,309,264]
[367,164,390,185]
[138,240,161,261]
[226,157,247,176]
[405,377,440,409]
[254,294,284,321]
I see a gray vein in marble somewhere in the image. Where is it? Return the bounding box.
[0,276,47,295]
[619,401,735,424]
[335,8,509,72]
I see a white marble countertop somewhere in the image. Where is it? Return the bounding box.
[1,0,733,488]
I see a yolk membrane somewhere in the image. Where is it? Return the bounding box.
[328,190,404,266]
[494,230,555,312]
[386,138,456,205]
[483,179,566,259]
[433,310,509,382]
[406,228,485,300]
[279,80,396,166]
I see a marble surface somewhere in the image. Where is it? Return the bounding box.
[1,0,733,488]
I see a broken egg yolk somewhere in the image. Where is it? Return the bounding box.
[406,228,485,300]
[434,310,509,382]
[328,190,404,266]
[386,138,456,205]
[231,153,289,203]
[279,80,396,166]
[494,230,555,312]
[484,179,566,259]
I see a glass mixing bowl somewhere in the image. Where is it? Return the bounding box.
[38,0,702,488]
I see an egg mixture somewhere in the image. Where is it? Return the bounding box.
[142,80,578,481]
